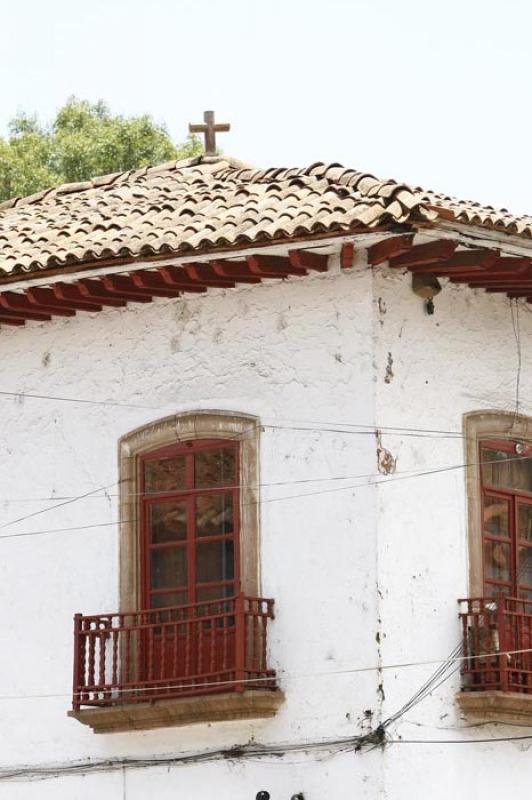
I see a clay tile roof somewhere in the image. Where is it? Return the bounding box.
[1,154,531,279]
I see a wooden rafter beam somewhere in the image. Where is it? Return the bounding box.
[449,272,531,284]
[210,260,261,283]
[52,283,104,311]
[102,275,154,302]
[367,234,414,266]
[101,276,153,302]
[0,314,25,326]
[77,280,128,307]
[408,249,499,275]
[28,287,87,313]
[468,275,532,288]
[247,254,305,277]
[389,240,457,269]
[130,271,183,296]
[1,290,76,318]
[340,243,354,269]
[482,286,532,294]
[158,266,208,293]
[7,236,532,329]
[289,250,329,272]
[0,296,51,321]
[182,263,236,288]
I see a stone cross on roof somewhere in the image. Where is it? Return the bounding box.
[189,110,230,156]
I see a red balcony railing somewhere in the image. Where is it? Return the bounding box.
[72,594,276,710]
[459,597,532,694]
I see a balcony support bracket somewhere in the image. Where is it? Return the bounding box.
[68,689,284,734]
[457,690,532,725]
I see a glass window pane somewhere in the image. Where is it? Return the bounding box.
[149,500,187,543]
[195,448,236,488]
[483,540,510,581]
[150,546,187,589]
[484,582,511,598]
[150,590,188,609]
[481,446,532,492]
[195,492,234,537]
[483,495,510,538]
[196,584,234,602]
[518,546,532,587]
[518,504,532,542]
[196,540,234,583]
[144,456,186,494]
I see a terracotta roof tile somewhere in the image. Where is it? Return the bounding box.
[1,155,531,279]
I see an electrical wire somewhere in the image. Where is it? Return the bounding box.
[402,718,532,731]
[1,644,532,704]
[389,734,532,744]
[0,386,520,443]
[0,734,371,782]
[3,451,531,541]
[0,388,157,409]
[0,451,517,504]
[510,298,523,424]
[0,481,120,531]
[0,645,528,779]
[382,643,463,728]
[0,452,506,508]
[3,715,532,782]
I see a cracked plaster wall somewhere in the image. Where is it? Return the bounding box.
[0,253,380,799]
[374,264,532,799]
[1,251,532,798]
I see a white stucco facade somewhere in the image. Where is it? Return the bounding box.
[0,247,531,799]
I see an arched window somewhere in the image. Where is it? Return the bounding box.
[479,438,532,598]
[119,412,260,613]
[140,438,240,611]
[464,412,532,599]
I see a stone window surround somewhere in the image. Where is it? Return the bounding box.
[464,409,532,596]
[460,410,532,725]
[118,410,261,613]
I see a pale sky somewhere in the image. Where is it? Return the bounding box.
[1,0,531,213]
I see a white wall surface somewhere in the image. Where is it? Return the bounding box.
[0,250,531,798]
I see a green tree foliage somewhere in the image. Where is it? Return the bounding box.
[0,98,202,202]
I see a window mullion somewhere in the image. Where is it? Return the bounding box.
[187,494,196,604]
[511,494,518,597]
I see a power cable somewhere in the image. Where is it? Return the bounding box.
[0,733,371,782]
[1,644,531,704]
[4,447,529,505]
[0,388,157,410]
[402,718,532,731]
[389,734,532,744]
[3,713,532,783]
[382,643,463,728]
[0,481,120,531]
[0,451,517,504]
[0,386,518,444]
[2,451,531,541]
[510,298,523,423]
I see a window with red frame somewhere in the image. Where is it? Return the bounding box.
[139,439,240,610]
[480,439,532,598]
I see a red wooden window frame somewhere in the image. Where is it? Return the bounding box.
[480,439,532,599]
[139,438,241,611]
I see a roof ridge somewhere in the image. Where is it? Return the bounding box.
[0,154,255,213]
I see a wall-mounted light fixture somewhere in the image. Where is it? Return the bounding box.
[412,273,442,315]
